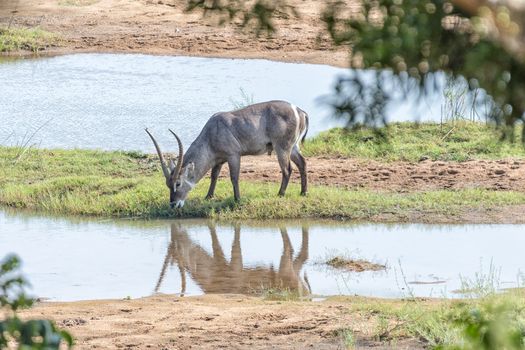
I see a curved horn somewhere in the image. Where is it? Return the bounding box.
[168,129,184,180]
[145,128,170,180]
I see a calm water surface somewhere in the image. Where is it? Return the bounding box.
[1,210,523,301]
[0,55,502,301]
[0,54,444,151]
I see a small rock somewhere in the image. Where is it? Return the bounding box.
[60,318,87,327]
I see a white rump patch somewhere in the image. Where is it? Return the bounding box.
[290,103,300,122]
[290,103,304,149]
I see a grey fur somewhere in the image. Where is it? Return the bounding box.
[148,100,309,208]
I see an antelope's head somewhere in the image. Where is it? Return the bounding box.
[145,129,195,208]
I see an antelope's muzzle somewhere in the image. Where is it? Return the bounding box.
[170,200,185,209]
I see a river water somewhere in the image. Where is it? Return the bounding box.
[0,54,444,152]
[1,210,523,301]
[0,54,506,303]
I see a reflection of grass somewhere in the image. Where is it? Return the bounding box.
[2,146,525,219]
[0,27,59,52]
[303,122,525,162]
[454,261,502,298]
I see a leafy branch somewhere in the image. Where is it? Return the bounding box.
[0,254,73,349]
[185,0,298,35]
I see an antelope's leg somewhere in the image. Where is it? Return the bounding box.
[276,149,292,197]
[227,156,241,201]
[206,162,224,199]
[291,146,308,196]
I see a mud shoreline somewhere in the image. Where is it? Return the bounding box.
[0,0,349,67]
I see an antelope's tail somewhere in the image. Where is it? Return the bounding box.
[300,109,309,144]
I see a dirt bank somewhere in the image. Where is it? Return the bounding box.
[20,294,422,350]
[220,156,525,224]
[238,156,525,193]
[0,0,348,67]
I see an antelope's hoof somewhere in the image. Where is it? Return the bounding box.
[300,191,308,196]
[205,195,214,200]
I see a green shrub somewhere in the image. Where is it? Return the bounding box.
[0,254,73,349]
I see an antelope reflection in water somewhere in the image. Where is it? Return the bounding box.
[155,223,311,296]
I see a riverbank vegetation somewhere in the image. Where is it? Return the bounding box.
[303,122,525,162]
[5,149,523,219]
[1,122,525,220]
[0,254,73,349]
[0,27,58,53]
[341,290,525,349]
[16,280,525,349]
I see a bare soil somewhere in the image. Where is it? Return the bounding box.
[0,0,348,67]
[229,155,525,224]
[20,294,422,350]
[238,156,525,193]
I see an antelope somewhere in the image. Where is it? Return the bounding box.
[146,100,309,208]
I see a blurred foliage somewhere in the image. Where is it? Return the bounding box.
[436,299,525,350]
[184,0,525,141]
[322,0,525,141]
[185,0,297,35]
[0,254,73,349]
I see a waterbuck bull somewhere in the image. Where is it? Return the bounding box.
[146,100,309,208]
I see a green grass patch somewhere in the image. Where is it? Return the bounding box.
[345,291,525,349]
[1,146,525,219]
[303,122,525,162]
[0,27,59,53]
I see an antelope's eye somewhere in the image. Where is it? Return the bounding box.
[176,181,181,188]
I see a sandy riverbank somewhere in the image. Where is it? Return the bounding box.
[0,0,349,67]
